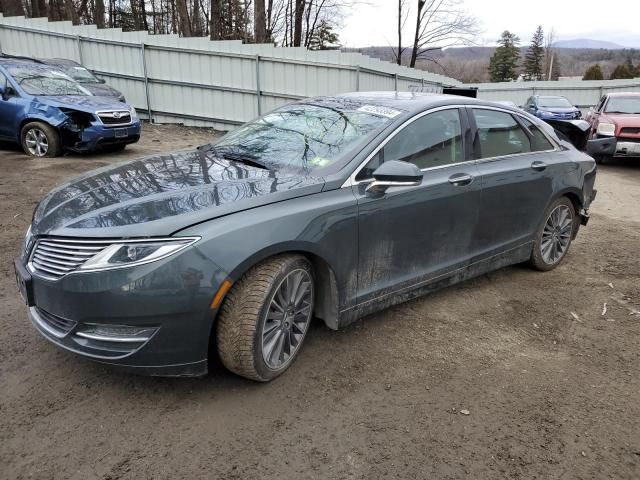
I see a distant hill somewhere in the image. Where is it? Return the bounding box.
[342,45,640,83]
[553,39,626,49]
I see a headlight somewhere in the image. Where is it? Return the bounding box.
[21,225,33,258]
[130,106,138,120]
[596,122,616,136]
[538,110,552,118]
[78,237,199,272]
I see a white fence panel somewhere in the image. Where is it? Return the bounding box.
[0,14,457,129]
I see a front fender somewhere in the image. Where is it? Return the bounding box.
[180,187,359,321]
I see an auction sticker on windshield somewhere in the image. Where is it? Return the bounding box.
[357,105,402,118]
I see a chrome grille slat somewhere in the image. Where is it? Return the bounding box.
[33,253,80,267]
[33,249,91,263]
[30,238,112,280]
[36,308,77,336]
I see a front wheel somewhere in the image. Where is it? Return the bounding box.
[20,122,62,158]
[216,255,315,382]
[529,197,577,271]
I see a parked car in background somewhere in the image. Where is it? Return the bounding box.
[524,95,582,120]
[39,58,126,102]
[0,57,140,157]
[15,93,606,381]
[585,92,640,162]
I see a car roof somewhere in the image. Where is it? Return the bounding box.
[0,56,43,68]
[321,91,502,114]
[606,92,640,97]
[40,58,81,67]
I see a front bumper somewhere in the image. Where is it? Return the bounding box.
[16,246,227,377]
[614,140,640,157]
[63,121,141,153]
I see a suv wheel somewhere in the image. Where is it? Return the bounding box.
[216,255,315,382]
[21,122,62,158]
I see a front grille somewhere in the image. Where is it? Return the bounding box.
[97,111,132,126]
[36,308,77,336]
[620,127,640,135]
[30,238,111,279]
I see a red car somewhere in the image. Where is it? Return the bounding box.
[585,92,640,162]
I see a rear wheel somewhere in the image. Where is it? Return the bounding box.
[530,197,577,271]
[216,255,315,382]
[20,122,62,158]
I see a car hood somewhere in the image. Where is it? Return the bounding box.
[600,113,640,128]
[35,95,129,113]
[81,83,124,99]
[31,148,325,238]
[539,106,579,113]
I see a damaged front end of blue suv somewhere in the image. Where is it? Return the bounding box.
[0,57,140,157]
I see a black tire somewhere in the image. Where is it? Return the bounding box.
[594,154,611,165]
[530,196,578,271]
[216,254,314,382]
[20,121,62,158]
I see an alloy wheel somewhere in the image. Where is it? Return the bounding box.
[25,128,49,157]
[261,269,313,370]
[541,204,573,264]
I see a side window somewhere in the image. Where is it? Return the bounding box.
[472,109,531,158]
[383,109,463,169]
[355,109,464,181]
[519,117,555,152]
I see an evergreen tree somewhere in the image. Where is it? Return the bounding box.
[583,64,604,80]
[488,31,521,82]
[308,20,340,51]
[610,64,634,79]
[523,26,544,81]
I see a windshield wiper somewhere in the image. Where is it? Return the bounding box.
[199,145,271,170]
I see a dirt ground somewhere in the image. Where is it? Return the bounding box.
[1,124,639,480]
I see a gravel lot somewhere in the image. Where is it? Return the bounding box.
[1,123,639,479]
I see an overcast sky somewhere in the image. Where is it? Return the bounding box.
[341,0,640,48]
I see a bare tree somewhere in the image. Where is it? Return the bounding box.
[409,0,480,68]
[392,0,409,65]
[544,27,555,80]
[94,0,105,27]
[176,0,192,35]
[254,0,267,41]
[0,0,25,16]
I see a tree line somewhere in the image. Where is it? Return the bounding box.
[0,0,345,49]
[488,26,560,82]
[583,60,640,80]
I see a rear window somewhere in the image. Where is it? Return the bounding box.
[472,109,531,158]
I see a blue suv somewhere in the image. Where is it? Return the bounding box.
[0,57,140,157]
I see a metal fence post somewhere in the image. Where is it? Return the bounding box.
[255,55,262,116]
[355,66,360,92]
[140,43,153,123]
[394,73,399,93]
[76,35,83,64]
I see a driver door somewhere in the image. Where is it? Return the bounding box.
[351,107,481,307]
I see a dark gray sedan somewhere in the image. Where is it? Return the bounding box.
[15,93,601,381]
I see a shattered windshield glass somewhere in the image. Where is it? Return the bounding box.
[213,102,396,174]
[8,66,91,96]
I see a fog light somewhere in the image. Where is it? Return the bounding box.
[75,324,158,343]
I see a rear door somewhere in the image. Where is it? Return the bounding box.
[352,107,481,306]
[0,72,23,140]
[469,107,559,258]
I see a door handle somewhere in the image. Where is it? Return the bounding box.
[448,173,473,186]
[531,161,547,171]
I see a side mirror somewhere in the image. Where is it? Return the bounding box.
[97,77,106,84]
[365,160,423,196]
[586,137,617,158]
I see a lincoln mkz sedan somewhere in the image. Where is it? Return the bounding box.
[15,93,606,381]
